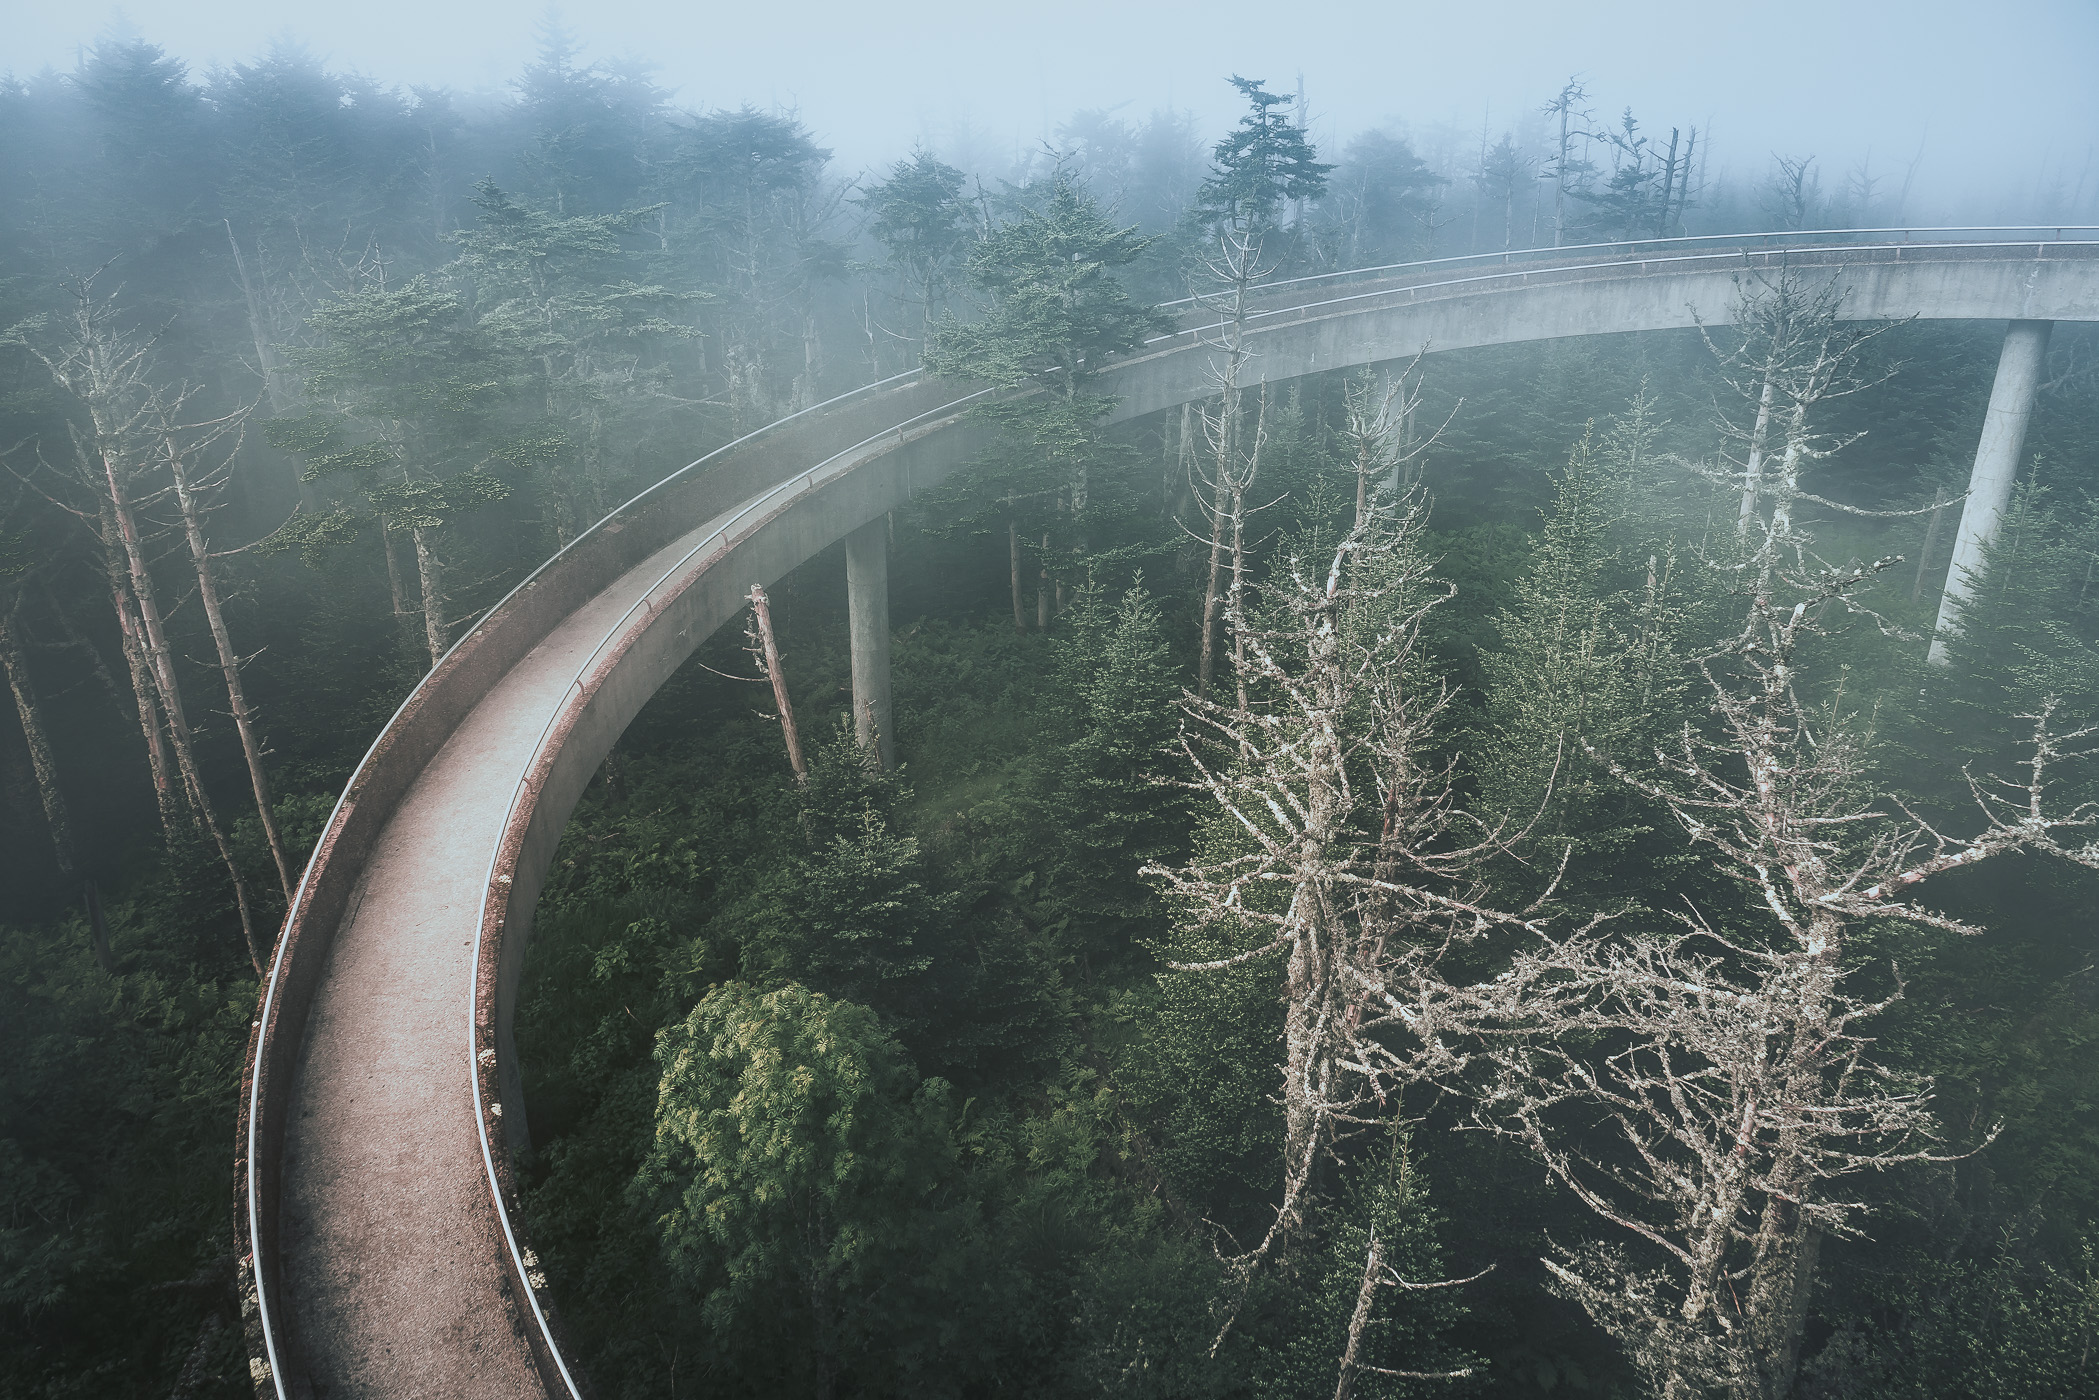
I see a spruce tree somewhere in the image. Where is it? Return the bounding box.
[269,276,524,663]
[451,179,698,541]
[1472,427,1635,872]
[856,149,972,365]
[921,171,1167,619]
[1044,578,1184,970]
[730,728,960,1039]
[1192,76,1332,251]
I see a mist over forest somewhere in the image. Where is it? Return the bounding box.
[3,9,2099,1399]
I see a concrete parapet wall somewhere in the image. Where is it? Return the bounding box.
[241,237,2099,1398]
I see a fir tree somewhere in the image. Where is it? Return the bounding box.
[921,171,1167,620]
[1191,76,1332,248]
[925,170,1162,400]
[451,178,699,541]
[1472,426,1642,884]
[856,149,972,364]
[731,727,960,1038]
[270,276,524,663]
[1044,577,1184,965]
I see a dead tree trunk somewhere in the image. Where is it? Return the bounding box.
[1,597,77,880]
[1228,477,1250,715]
[97,440,265,970]
[410,523,447,666]
[97,498,181,831]
[746,585,807,783]
[1736,372,1776,532]
[21,274,264,969]
[381,525,411,622]
[1192,228,1274,703]
[1332,1231,1385,1400]
[1196,471,1230,699]
[224,222,291,415]
[163,434,297,903]
[107,472,267,973]
[1007,499,1024,632]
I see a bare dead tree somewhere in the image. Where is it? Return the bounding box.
[1412,288,2094,1395]
[1147,479,1526,1357]
[1543,78,1594,248]
[1761,155,1819,232]
[1192,375,1277,715]
[8,274,268,972]
[0,588,79,887]
[1189,222,1273,701]
[1696,270,1897,539]
[155,407,298,904]
[1336,356,1450,526]
[746,584,807,784]
[1459,554,2099,1400]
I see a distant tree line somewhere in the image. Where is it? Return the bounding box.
[5,22,2099,1400]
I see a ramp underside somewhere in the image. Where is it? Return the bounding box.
[245,236,2099,1398]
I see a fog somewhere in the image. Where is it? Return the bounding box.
[13,0,2099,218]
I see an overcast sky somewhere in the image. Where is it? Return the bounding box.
[11,1,2098,213]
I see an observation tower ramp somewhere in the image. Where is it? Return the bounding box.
[237,231,2099,1397]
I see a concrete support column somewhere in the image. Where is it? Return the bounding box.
[845,517,894,767]
[1928,319,2053,666]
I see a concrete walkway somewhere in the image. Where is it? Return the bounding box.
[243,231,2099,1399]
[276,520,731,1397]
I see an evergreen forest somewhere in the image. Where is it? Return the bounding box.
[3,23,2098,1400]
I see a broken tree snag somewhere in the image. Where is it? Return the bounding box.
[84,880,115,974]
[161,430,297,905]
[746,584,807,784]
[1008,499,1024,633]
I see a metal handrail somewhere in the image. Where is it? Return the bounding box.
[464,387,993,1396]
[247,227,2095,1399]
[244,367,977,1400]
[1140,235,2099,358]
[1152,226,2099,312]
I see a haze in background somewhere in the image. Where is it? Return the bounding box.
[9,0,2098,217]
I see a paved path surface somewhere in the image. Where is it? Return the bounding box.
[245,231,2099,1399]
[277,518,727,1397]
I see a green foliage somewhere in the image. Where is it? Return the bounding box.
[1250,1131,1480,1399]
[924,171,1164,397]
[729,728,961,1033]
[252,504,367,565]
[362,463,511,529]
[0,879,255,1399]
[1918,478,2099,782]
[1045,578,1185,954]
[918,172,1174,609]
[4,45,2096,1394]
[296,277,519,425]
[857,149,972,351]
[277,277,530,568]
[632,982,979,1395]
[450,179,699,530]
[1473,428,1630,846]
[1193,76,1333,241]
[1801,1245,2099,1399]
[1467,395,1726,915]
[860,151,971,274]
[1320,131,1444,266]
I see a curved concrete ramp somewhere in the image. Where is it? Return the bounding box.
[239,232,2099,1397]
